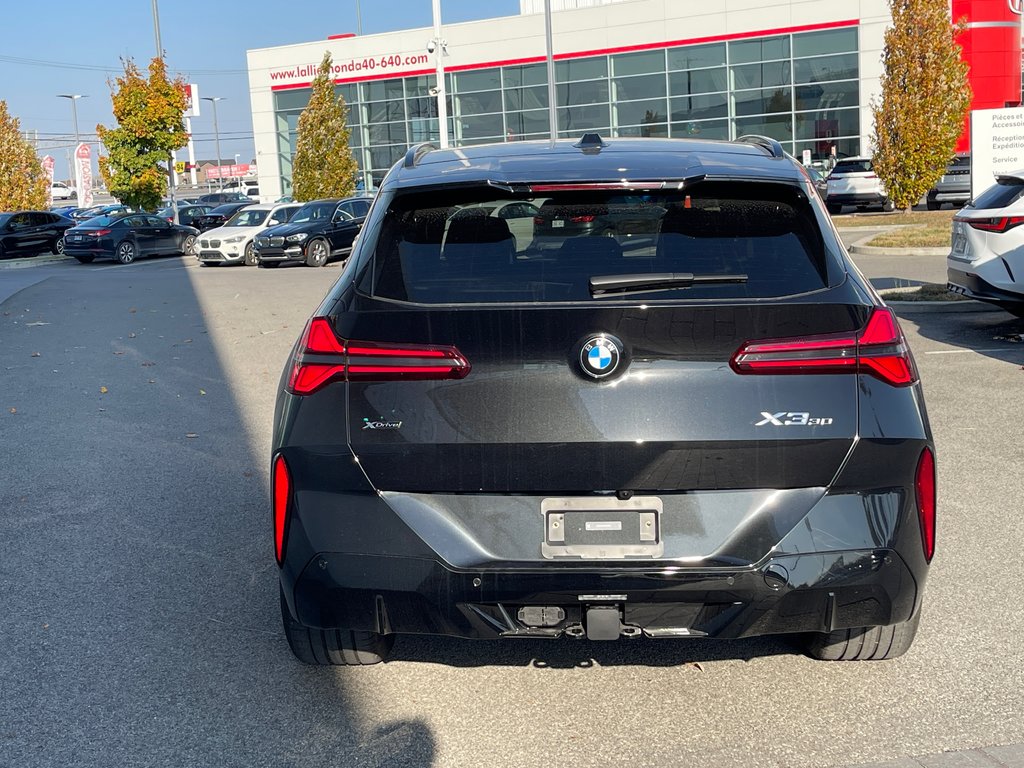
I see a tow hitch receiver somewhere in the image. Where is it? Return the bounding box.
[585,606,623,640]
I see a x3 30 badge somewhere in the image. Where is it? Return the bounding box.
[756,411,834,426]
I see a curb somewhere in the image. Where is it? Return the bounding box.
[885,299,991,313]
[848,234,948,258]
[0,253,72,271]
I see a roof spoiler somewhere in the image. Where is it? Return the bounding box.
[404,143,436,168]
[735,134,785,158]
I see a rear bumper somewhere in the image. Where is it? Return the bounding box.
[285,548,919,640]
[947,266,1024,307]
[826,192,887,205]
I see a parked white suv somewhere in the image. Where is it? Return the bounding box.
[196,203,301,266]
[825,158,893,215]
[947,171,1024,316]
[51,182,76,201]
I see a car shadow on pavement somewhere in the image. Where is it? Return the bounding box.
[389,633,797,669]
[0,256,435,768]
[895,304,1024,366]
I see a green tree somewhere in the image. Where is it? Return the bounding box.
[291,53,359,202]
[871,0,971,211]
[0,101,47,211]
[96,57,188,211]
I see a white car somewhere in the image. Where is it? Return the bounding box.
[825,157,892,215]
[947,171,1024,316]
[196,203,301,266]
[51,182,76,201]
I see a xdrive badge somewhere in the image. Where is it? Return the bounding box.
[579,335,622,379]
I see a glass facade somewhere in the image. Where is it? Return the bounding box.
[272,26,861,192]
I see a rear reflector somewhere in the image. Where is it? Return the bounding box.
[731,307,917,387]
[273,454,291,566]
[287,317,470,395]
[915,447,936,563]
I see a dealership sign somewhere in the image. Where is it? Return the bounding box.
[41,155,55,206]
[75,143,94,208]
[205,163,251,179]
[970,108,1024,200]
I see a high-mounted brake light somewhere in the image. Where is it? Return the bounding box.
[730,307,917,387]
[957,215,1024,233]
[273,454,291,566]
[287,317,471,395]
[915,447,936,563]
[529,182,669,192]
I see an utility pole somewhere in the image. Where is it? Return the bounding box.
[544,0,557,144]
[431,0,449,148]
[57,94,87,199]
[151,0,179,221]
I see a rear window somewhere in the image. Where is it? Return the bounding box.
[830,159,873,174]
[362,182,833,304]
[968,178,1024,211]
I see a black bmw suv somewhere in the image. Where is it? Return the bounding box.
[254,196,371,267]
[273,135,935,665]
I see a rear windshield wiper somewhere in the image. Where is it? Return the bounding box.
[589,272,748,297]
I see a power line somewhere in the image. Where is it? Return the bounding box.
[0,53,247,76]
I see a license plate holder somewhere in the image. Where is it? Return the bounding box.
[541,496,663,559]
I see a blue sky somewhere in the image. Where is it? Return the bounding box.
[2,0,519,178]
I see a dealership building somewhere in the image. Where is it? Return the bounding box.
[246,0,1022,199]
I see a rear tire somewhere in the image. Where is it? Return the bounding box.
[805,609,921,661]
[116,240,136,264]
[280,587,393,665]
[882,200,896,212]
[826,203,842,215]
[926,199,940,211]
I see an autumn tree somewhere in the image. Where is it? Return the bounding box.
[0,101,48,211]
[291,53,359,202]
[871,0,971,211]
[97,57,189,212]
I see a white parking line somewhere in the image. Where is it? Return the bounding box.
[924,348,1018,355]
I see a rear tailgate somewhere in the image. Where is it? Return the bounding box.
[341,300,864,494]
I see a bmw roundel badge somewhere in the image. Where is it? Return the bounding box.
[579,335,622,379]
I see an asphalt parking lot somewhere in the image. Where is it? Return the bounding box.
[1,254,1023,767]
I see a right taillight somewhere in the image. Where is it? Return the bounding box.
[958,215,1024,233]
[915,447,936,563]
[287,317,471,396]
[730,307,917,387]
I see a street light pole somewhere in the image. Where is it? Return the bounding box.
[431,0,449,148]
[57,94,87,198]
[202,97,225,190]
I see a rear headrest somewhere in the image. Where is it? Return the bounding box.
[445,214,513,245]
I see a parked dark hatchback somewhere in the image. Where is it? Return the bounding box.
[64,213,198,264]
[197,191,252,205]
[273,136,936,666]
[191,203,252,233]
[0,211,76,258]
[254,196,370,267]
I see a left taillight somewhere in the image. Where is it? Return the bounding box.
[273,454,291,566]
[957,215,1024,233]
[287,317,471,396]
[915,447,936,563]
[730,307,917,387]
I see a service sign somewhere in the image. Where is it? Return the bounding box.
[970,108,1024,200]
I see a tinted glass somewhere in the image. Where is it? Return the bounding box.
[667,43,726,71]
[611,50,665,77]
[225,209,270,226]
[830,159,873,174]
[970,180,1024,210]
[82,216,120,227]
[292,202,337,222]
[365,182,830,304]
[793,28,858,58]
[729,36,789,64]
[555,57,607,82]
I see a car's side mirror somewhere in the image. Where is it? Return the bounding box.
[268,219,280,226]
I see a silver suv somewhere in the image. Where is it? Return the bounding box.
[927,153,970,210]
